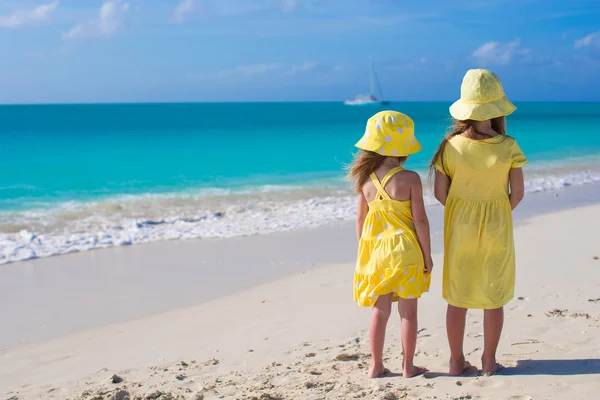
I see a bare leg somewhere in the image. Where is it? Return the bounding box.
[369,294,392,378]
[447,304,470,375]
[398,298,427,378]
[482,307,504,374]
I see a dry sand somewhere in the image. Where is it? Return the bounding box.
[2,202,600,399]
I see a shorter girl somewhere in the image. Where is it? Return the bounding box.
[348,111,433,378]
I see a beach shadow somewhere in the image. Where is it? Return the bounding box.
[501,359,600,376]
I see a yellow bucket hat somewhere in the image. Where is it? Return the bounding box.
[355,111,421,156]
[449,69,516,121]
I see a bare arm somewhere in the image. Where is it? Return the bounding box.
[356,192,369,241]
[434,170,451,206]
[509,167,525,210]
[410,174,433,273]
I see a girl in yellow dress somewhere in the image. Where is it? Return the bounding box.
[430,69,527,376]
[348,111,433,379]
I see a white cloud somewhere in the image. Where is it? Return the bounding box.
[0,1,58,29]
[472,38,534,66]
[287,61,346,76]
[574,32,600,49]
[280,0,324,13]
[217,61,340,79]
[171,0,197,23]
[166,0,323,22]
[386,56,446,72]
[219,63,282,78]
[288,61,318,75]
[63,0,130,40]
[281,0,300,12]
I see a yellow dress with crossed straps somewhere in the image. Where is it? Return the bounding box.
[354,167,431,307]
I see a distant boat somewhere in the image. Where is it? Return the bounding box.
[344,57,390,106]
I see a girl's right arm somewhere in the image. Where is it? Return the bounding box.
[433,170,451,206]
[356,192,369,241]
[509,167,525,210]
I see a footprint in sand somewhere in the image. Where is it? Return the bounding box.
[466,347,481,356]
[503,342,541,361]
[503,350,539,357]
[511,339,543,347]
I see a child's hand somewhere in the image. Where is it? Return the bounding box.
[424,256,434,274]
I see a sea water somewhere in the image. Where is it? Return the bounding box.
[1,102,599,264]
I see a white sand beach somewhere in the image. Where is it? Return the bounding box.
[1,185,600,400]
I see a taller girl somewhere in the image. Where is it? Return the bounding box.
[430,69,527,375]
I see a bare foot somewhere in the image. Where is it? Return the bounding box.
[449,357,472,376]
[369,365,390,378]
[482,357,503,375]
[403,365,427,378]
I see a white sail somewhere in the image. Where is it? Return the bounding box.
[344,57,388,106]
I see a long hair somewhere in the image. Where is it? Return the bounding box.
[347,150,408,193]
[428,116,507,178]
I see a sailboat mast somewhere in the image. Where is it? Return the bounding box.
[369,57,375,97]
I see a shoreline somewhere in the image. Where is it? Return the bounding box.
[2,202,600,399]
[1,183,600,350]
[2,166,600,266]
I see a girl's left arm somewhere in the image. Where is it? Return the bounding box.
[509,139,527,210]
[410,174,433,273]
[509,167,525,210]
[356,193,369,242]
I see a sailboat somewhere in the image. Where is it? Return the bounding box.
[344,57,389,106]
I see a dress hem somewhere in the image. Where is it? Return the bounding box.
[443,296,513,310]
[356,289,430,308]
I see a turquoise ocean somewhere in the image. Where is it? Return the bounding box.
[1,102,600,264]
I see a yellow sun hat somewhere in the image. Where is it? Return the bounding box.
[449,69,516,121]
[355,110,421,156]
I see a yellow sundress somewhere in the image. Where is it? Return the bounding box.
[435,135,527,309]
[354,167,431,307]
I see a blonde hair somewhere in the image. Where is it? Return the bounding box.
[347,151,408,193]
[429,117,507,177]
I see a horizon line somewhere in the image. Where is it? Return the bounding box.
[2,100,600,106]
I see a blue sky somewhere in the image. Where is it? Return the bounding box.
[0,0,599,103]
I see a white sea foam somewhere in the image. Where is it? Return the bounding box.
[1,167,599,265]
[524,170,600,192]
